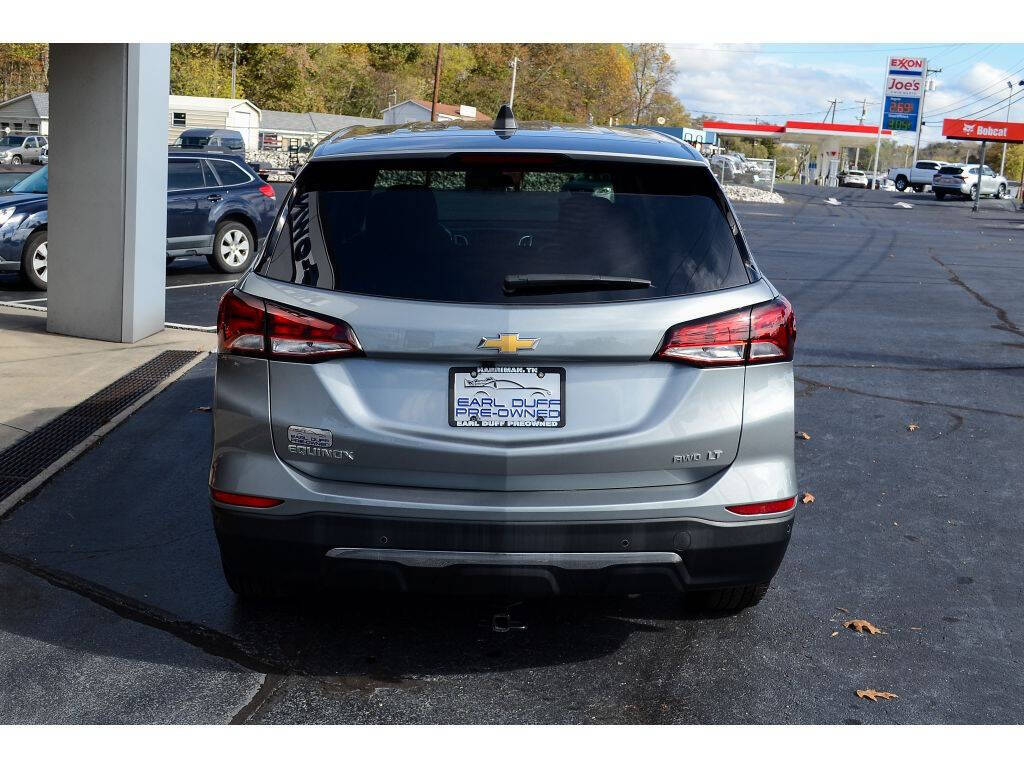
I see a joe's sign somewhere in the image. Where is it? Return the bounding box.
[943,118,1024,143]
[882,55,926,132]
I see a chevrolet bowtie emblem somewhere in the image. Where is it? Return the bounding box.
[478,333,539,354]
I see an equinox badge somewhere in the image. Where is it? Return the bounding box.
[478,333,539,354]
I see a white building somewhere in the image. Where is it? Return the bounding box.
[381,99,490,125]
[0,92,49,135]
[166,95,261,150]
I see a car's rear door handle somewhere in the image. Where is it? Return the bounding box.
[207,194,223,202]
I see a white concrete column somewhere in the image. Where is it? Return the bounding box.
[47,44,170,342]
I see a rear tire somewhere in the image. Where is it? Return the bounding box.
[997,183,1007,199]
[935,191,946,200]
[912,183,924,193]
[894,176,908,191]
[686,582,770,613]
[207,221,255,274]
[970,184,978,200]
[20,230,48,290]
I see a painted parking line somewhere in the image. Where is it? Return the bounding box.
[163,322,216,332]
[0,300,46,312]
[0,301,216,332]
[5,296,48,304]
[166,279,237,290]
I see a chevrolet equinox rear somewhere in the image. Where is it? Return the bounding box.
[210,113,797,611]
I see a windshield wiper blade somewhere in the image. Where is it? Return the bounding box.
[503,273,653,296]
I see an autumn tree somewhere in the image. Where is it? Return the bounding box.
[626,43,679,124]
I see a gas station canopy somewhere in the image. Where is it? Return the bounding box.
[703,120,895,184]
[703,120,893,147]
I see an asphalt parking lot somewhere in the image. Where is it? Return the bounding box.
[1,182,1023,724]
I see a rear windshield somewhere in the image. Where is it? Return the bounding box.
[256,156,753,304]
[937,166,963,175]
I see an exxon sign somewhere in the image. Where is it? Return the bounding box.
[889,57,926,75]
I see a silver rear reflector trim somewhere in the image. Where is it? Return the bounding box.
[324,548,681,570]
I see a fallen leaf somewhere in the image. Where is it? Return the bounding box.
[796,431,811,440]
[910,627,924,631]
[844,619,883,635]
[831,631,839,637]
[856,689,899,702]
[907,423,919,432]
[192,406,212,413]
[801,492,815,504]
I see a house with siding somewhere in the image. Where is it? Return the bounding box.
[380,99,491,125]
[166,95,261,150]
[0,92,49,135]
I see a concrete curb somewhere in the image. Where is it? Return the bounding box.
[0,351,210,518]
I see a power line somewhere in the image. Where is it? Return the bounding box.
[670,43,959,55]
[686,102,877,119]
[923,58,1024,117]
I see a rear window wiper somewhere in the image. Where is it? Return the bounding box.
[503,273,653,296]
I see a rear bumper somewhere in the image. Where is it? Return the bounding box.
[212,506,793,595]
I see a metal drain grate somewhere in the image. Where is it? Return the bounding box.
[0,349,203,503]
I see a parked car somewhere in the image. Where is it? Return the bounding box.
[165,151,277,272]
[932,164,1009,200]
[170,128,246,155]
[708,153,745,183]
[210,115,798,611]
[0,153,277,289]
[838,169,869,188]
[0,134,46,165]
[170,128,263,178]
[887,160,944,192]
[0,164,35,192]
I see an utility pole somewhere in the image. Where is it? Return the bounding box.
[430,44,443,122]
[824,98,842,123]
[509,56,521,109]
[854,98,868,168]
[999,80,1021,176]
[912,65,940,167]
[231,44,238,99]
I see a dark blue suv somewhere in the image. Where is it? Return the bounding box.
[0,152,277,290]
[165,151,277,273]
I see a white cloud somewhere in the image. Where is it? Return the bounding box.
[667,44,881,124]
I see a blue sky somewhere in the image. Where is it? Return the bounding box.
[667,44,1024,145]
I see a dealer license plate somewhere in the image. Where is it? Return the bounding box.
[449,366,565,427]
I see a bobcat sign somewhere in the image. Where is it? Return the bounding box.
[943,118,1024,144]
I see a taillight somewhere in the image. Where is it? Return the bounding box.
[748,296,795,362]
[655,297,795,366]
[217,289,362,362]
[258,183,275,198]
[265,301,362,360]
[217,289,265,356]
[211,488,282,508]
[726,497,797,516]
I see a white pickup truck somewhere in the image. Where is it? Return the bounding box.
[887,160,945,192]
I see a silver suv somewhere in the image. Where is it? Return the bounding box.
[210,113,797,611]
[0,134,46,165]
